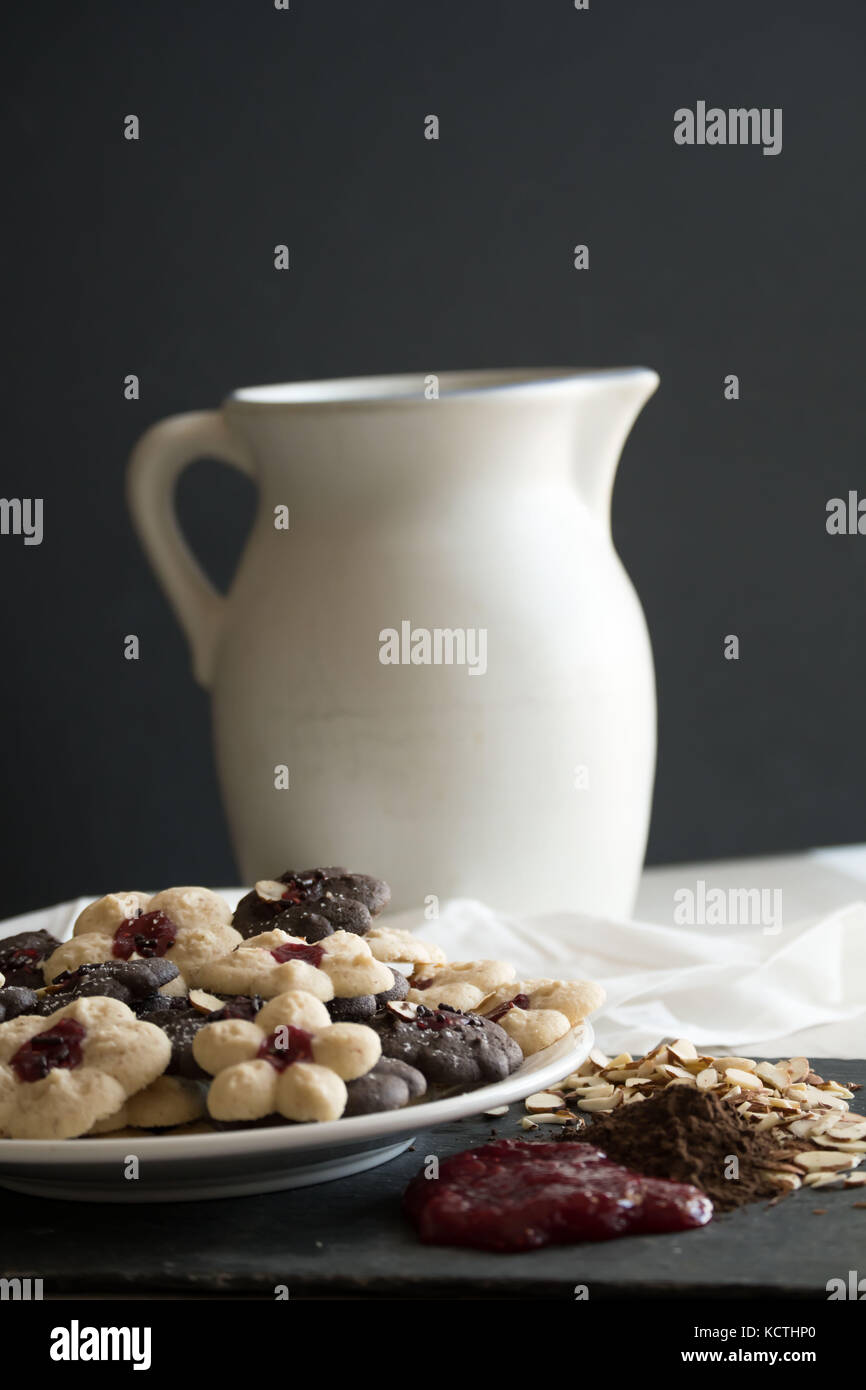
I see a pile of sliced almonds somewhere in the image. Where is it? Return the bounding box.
[516,1040,865,1193]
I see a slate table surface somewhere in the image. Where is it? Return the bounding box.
[2,1059,863,1301]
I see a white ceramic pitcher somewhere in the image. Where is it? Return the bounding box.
[127,368,659,917]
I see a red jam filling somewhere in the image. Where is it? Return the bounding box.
[270,940,325,967]
[3,947,42,973]
[280,870,326,905]
[112,911,178,960]
[485,993,530,1024]
[404,1139,713,1251]
[11,1018,87,1083]
[257,1026,314,1071]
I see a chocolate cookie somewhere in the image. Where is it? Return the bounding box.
[231,867,388,940]
[326,968,409,1024]
[0,930,61,989]
[139,994,263,1078]
[34,959,180,1015]
[0,985,39,1022]
[344,1057,427,1116]
[371,1001,523,1088]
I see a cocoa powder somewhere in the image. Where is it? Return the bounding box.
[561,1084,807,1211]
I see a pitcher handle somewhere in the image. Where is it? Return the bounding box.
[126,410,255,688]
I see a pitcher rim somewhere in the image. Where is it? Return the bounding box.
[225,366,659,410]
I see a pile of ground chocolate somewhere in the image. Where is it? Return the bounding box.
[560,1084,806,1212]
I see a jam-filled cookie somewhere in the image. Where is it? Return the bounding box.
[0,930,61,990]
[371,1000,523,1088]
[478,977,606,1055]
[407,959,517,1012]
[44,888,241,990]
[192,989,381,1123]
[232,867,390,941]
[0,996,171,1139]
[197,929,394,1001]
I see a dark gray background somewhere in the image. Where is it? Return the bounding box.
[2,1,864,918]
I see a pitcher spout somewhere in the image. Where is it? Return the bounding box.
[570,367,659,522]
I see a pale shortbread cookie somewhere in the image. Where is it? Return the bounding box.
[364,927,447,970]
[89,1076,208,1133]
[407,959,516,1012]
[0,996,171,1139]
[197,929,393,1001]
[193,988,381,1123]
[45,887,240,989]
[477,978,607,1056]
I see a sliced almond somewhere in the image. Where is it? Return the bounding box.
[386,999,418,1020]
[668,1038,698,1062]
[255,879,287,902]
[812,1136,866,1153]
[842,1172,866,1187]
[803,1172,845,1189]
[787,1057,810,1083]
[725,1067,763,1090]
[525,1091,566,1114]
[794,1151,860,1172]
[755,1061,789,1091]
[767,1172,802,1190]
[578,1095,622,1112]
[188,988,225,1014]
[696,1067,719,1090]
[755,1113,786,1133]
[712,1056,757,1072]
[829,1120,866,1140]
[484,1105,509,1117]
[658,1063,695,1081]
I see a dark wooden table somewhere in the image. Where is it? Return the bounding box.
[3,1060,863,1300]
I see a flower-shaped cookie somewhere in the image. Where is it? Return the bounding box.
[197,929,394,1001]
[89,1076,208,1133]
[0,996,171,1139]
[44,887,241,990]
[364,927,447,973]
[192,989,381,1122]
[477,978,606,1055]
[407,959,516,1012]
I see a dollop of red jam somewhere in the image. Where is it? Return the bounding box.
[3,947,41,972]
[280,870,327,905]
[11,1018,87,1083]
[404,1139,713,1250]
[270,940,325,967]
[484,993,530,1024]
[112,910,178,960]
[257,1025,314,1071]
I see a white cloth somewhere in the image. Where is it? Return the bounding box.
[385,898,866,1060]
[4,892,865,1060]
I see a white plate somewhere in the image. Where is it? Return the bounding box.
[0,896,594,1200]
[0,1022,593,1201]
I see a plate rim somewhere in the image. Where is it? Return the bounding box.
[0,1022,594,1166]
